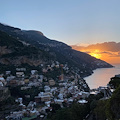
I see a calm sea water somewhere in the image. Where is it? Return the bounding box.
[84,64,120,89]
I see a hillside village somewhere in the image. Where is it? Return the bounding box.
[0,61,92,119]
[0,63,116,120]
[0,62,118,120]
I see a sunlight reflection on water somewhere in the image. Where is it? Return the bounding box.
[84,64,120,89]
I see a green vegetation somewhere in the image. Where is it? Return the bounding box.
[94,100,107,120]
[22,115,37,120]
[0,30,55,74]
[106,85,120,119]
[0,31,23,47]
[47,103,90,120]
[0,96,19,119]
[93,82,120,120]
[109,77,120,88]
[0,97,16,109]
[9,86,42,105]
[0,31,41,58]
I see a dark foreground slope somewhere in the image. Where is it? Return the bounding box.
[93,79,120,120]
[0,23,113,77]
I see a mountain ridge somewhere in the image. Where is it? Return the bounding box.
[0,23,113,77]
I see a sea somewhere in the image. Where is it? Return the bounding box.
[84,64,120,89]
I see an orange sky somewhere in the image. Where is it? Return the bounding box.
[75,48,120,64]
[87,49,120,64]
[71,42,120,64]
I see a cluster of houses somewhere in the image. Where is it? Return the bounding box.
[0,61,92,120]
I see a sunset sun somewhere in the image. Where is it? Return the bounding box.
[90,53,101,59]
[89,50,101,59]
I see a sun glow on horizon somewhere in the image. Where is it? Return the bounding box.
[89,50,102,59]
[71,44,120,64]
[90,53,101,59]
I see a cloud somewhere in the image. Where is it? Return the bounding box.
[109,52,120,57]
[100,51,113,55]
[96,51,120,57]
[71,42,120,52]
[71,42,120,63]
[71,42,120,58]
[84,51,91,54]
[72,42,120,63]
[118,52,120,55]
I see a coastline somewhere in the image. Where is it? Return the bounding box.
[83,64,119,89]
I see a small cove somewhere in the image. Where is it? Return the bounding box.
[84,64,120,89]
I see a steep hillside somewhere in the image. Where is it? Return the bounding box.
[0,30,54,73]
[93,85,120,120]
[0,23,113,77]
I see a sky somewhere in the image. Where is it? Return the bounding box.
[0,0,120,45]
[72,42,120,64]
